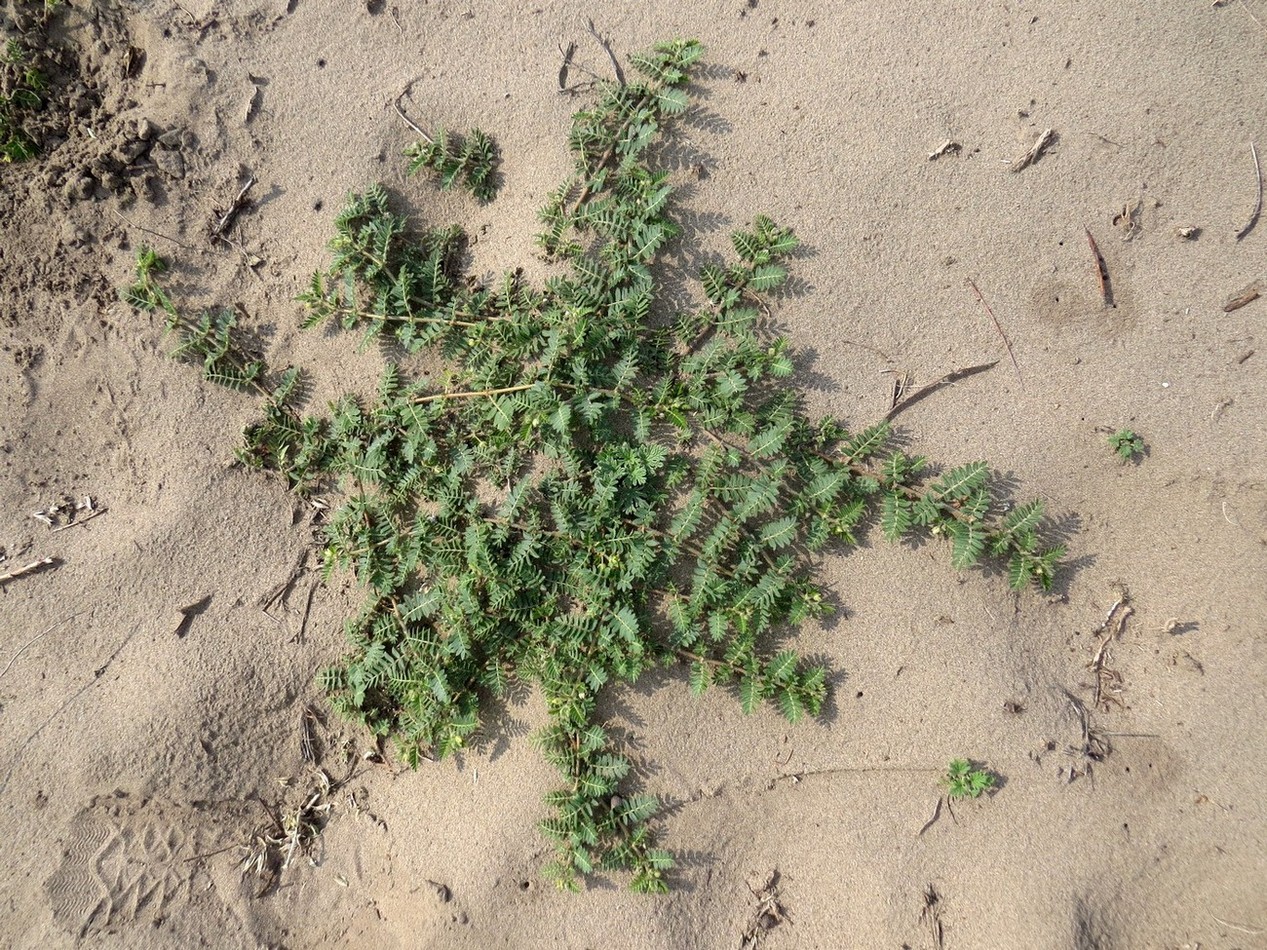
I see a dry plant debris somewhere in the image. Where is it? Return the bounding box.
[740,869,788,949]
[928,140,961,161]
[1222,283,1261,313]
[1058,687,1112,784]
[1113,199,1143,241]
[1010,128,1057,172]
[1088,584,1133,711]
[31,494,103,531]
[1084,228,1113,308]
[1234,141,1261,241]
[966,278,1021,385]
[0,555,59,585]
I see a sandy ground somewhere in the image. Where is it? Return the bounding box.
[2,0,1266,947]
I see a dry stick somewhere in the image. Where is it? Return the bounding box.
[1211,913,1265,935]
[1238,0,1267,35]
[111,208,193,249]
[1235,142,1262,241]
[393,93,434,144]
[1223,285,1262,312]
[966,278,1022,384]
[295,578,317,645]
[50,509,106,533]
[775,765,940,783]
[884,361,999,421]
[182,841,242,864]
[0,556,59,585]
[411,382,535,405]
[1084,227,1113,308]
[1011,128,1056,172]
[585,17,626,85]
[0,613,86,680]
[0,623,140,799]
[1090,604,1132,710]
[213,176,256,239]
[1091,586,1131,637]
[557,40,577,90]
[843,338,893,361]
[916,796,943,837]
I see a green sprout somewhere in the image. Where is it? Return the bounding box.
[1107,429,1146,462]
[942,759,995,800]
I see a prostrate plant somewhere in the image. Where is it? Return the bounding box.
[941,759,995,800]
[126,38,1064,892]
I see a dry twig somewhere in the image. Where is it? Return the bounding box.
[1223,284,1261,313]
[392,92,433,143]
[1236,0,1267,36]
[1084,227,1113,308]
[884,361,999,421]
[1235,142,1262,241]
[213,175,256,240]
[0,557,59,585]
[0,613,85,680]
[1088,587,1133,711]
[916,796,943,837]
[1058,687,1112,783]
[1011,128,1056,172]
[111,208,193,249]
[740,870,787,949]
[585,18,625,85]
[966,278,1022,384]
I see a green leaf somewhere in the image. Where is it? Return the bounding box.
[949,521,986,569]
[880,494,912,541]
[747,264,787,291]
[777,688,806,723]
[609,606,641,643]
[654,86,689,114]
[759,516,798,549]
[765,650,797,684]
[689,661,711,695]
[803,470,845,507]
[401,588,442,621]
[1007,553,1033,590]
[843,423,890,461]
[934,461,988,501]
[750,418,791,459]
[1002,499,1044,536]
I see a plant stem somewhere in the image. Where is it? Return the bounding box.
[411,383,535,405]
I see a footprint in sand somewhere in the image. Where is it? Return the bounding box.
[45,793,203,938]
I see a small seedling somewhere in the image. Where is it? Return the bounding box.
[941,759,995,800]
[1107,429,1145,462]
